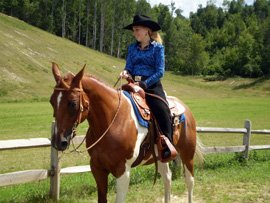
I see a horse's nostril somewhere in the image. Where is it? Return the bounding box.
[60,136,69,151]
[61,141,68,150]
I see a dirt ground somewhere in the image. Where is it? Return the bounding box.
[156,192,205,203]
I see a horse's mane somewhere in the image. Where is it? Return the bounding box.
[83,73,114,89]
[84,73,98,80]
[62,71,114,90]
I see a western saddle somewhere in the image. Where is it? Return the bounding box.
[121,83,184,164]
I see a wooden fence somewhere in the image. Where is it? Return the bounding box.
[197,120,270,158]
[0,120,269,200]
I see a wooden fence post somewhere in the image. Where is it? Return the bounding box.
[49,121,61,200]
[243,120,251,159]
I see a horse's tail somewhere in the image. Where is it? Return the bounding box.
[195,134,205,165]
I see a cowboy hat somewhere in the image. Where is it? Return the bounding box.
[123,15,161,31]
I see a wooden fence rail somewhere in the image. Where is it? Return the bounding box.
[0,120,269,200]
[197,120,270,156]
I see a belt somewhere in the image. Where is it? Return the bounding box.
[133,75,148,82]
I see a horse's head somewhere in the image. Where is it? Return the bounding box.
[50,62,89,151]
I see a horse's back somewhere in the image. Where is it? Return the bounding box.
[167,95,196,126]
[168,96,197,167]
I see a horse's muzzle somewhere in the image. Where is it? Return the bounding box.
[59,136,69,150]
[52,129,73,151]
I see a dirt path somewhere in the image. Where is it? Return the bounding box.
[156,192,205,203]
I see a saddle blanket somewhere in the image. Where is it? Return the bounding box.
[123,91,149,128]
[123,91,186,128]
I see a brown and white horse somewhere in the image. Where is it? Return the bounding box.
[50,62,203,203]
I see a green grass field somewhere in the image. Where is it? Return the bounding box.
[0,13,270,202]
[0,94,269,202]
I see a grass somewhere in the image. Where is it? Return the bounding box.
[0,152,269,203]
[0,13,123,103]
[196,152,270,203]
[0,13,270,203]
[0,102,89,140]
[0,98,269,202]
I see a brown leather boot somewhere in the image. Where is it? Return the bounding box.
[157,135,178,163]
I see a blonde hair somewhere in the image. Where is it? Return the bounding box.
[149,31,163,44]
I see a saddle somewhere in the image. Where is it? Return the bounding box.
[122,83,150,120]
[122,83,184,164]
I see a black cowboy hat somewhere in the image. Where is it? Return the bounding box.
[123,15,161,31]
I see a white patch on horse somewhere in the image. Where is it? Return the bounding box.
[57,92,63,110]
[184,164,194,203]
[115,164,131,203]
[122,93,148,166]
[55,92,62,135]
[158,162,172,203]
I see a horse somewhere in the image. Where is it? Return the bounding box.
[50,62,203,203]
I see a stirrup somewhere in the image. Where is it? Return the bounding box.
[157,135,178,163]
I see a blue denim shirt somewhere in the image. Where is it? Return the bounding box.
[125,41,165,88]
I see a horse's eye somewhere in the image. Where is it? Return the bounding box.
[68,101,77,110]
[67,101,78,116]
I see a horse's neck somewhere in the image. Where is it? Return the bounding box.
[82,76,119,128]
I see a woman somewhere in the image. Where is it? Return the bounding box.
[120,14,176,161]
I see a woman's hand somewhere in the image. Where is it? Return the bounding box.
[119,70,130,79]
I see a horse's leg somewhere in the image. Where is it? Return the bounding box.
[183,161,194,203]
[115,165,131,203]
[174,154,194,203]
[158,162,172,203]
[91,164,109,203]
[178,122,196,203]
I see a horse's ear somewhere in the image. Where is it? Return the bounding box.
[72,65,86,88]
[52,62,61,83]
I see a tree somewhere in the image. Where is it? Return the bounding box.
[190,4,221,37]
[136,0,151,15]
[238,31,262,77]
[61,0,66,38]
[110,0,116,56]
[114,0,136,58]
[153,4,175,69]
[78,0,82,44]
[228,0,244,14]
[99,0,105,52]
[261,15,270,75]
[85,0,91,47]
[254,0,269,20]
[1,0,269,77]
[92,0,97,49]
[175,8,184,18]
[183,34,209,75]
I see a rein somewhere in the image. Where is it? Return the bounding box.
[82,88,122,152]
[54,81,123,153]
[145,92,169,107]
[114,75,169,107]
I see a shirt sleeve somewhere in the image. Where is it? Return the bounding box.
[124,45,133,74]
[144,44,165,88]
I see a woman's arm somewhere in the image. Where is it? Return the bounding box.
[124,45,134,74]
[143,44,164,88]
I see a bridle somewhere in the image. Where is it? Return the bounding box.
[54,87,86,130]
[53,83,122,152]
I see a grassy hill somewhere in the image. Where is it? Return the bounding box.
[0,13,124,102]
[1,12,270,103]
